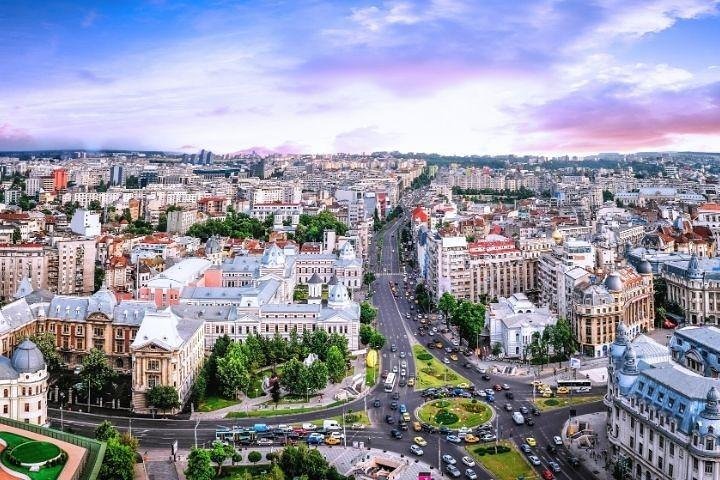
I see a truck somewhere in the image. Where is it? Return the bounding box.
[323,420,341,431]
[253,423,270,432]
[512,412,525,425]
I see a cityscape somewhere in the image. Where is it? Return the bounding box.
[2,2,720,480]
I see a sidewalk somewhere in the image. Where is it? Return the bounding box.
[562,411,612,480]
[192,355,370,420]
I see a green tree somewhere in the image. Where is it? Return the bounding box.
[293,211,348,244]
[81,348,117,400]
[270,380,281,403]
[248,451,262,464]
[119,432,140,451]
[231,451,242,466]
[491,342,503,356]
[191,367,208,405]
[359,324,374,345]
[185,447,214,480]
[89,199,102,210]
[96,180,108,193]
[11,227,21,244]
[209,441,235,477]
[94,264,106,292]
[369,331,386,350]
[157,212,168,232]
[279,358,308,397]
[29,332,61,374]
[602,189,614,202]
[363,272,376,286]
[216,342,250,398]
[94,420,119,441]
[438,292,457,321]
[450,300,485,347]
[549,317,576,363]
[325,346,346,384]
[99,437,135,480]
[360,301,377,324]
[146,385,181,413]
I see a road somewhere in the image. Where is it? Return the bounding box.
[48,193,606,479]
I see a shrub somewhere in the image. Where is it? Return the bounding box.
[248,451,262,464]
[266,452,277,462]
[416,352,433,361]
[434,410,459,425]
[344,413,360,423]
[544,399,559,406]
[463,402,485,413]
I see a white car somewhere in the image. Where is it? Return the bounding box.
[257,438,274,446]
[465,469,478,480]
[392,365,398,373]
[410,444,424,456]
[451,339,460,346]
[443,357,450,364]
[329,431,345,439]
[461,456,475,467]
[401,360,407,369]
[400,351,406,358]
[442,454,457,465]
[528,455,541,466]
[400,369,407,376]
[553,435,563,445]
[351,423,365,430]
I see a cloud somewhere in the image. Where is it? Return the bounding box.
[81,9,99,28]
[179,144,198,150]
[77,69,115,85]
[333,126,395,153]
[517,81,720,152]
[0,123,35,149]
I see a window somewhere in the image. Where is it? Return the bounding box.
[93,327,103,337]
[659,436,664,448]
[706,462,714,474]
[147,374,159,388]
[147,360,160,371]
[693,457,699,471]
[658,457,663,470]
[707,438,715,450]
[24,403,29,412]
[1,405,5,414]
[668,464,673,476]
[76,325,84,335]
[679,404,686,414]
[2,389,6,398]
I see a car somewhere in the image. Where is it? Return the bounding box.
[531,379,544,386]
[520,443,531,454]
[328,431,345,440]
[461,456,476,467]
[399,420,409,430]
[480,433,496,442]
[463,434,479,443]
[486,395,494,402]
[465,469,477,479]
[493,384,502,391]
[445,347,453,353]
[385,415,395,424]
[484,388,494,395]
[413,421,422,432]
[390,429,403,439]
[475,390,487,398]
[400,369,407,376]
[457,382,470,389]
[392,391,400,400]
[392,365,398,373]
[505,392,514,399]
[463,362,472,368]
[446,465,461,478]
[400,351,406,358]
[450,354,458,361]
[408,377,415,386]
[541,391,552,398]
[401,360,407,368]
[381,370,389,379]
[390,401,399,410]
[568,456,580,467]
[548,461,561,472]
[414,436,427,446]
[532,407,541,416]
[451,339,460,346]
[443,357,450,364]
[546,444,557,454]
[399,404,407,413]
[442,454,457,465]
[482,374,491,381]
[257,438,274,446]
[526,437,537,447]
[399,378,407,387]
[528,455,541,466]
[557,386,570,394]
[525,417,535,426]
[502,383,510,390]
[351,423,365,430]
[410,444,424,456]
[447,435,462,443]
[519,406,529,414]
[325,436,341,445]
[391,344,398,352]
[504,403,513,411]
[427,342,435,348]
[541,469,555,480]
[373,399,381,407]
[553,435,563,445]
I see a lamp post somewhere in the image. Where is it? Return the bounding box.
[194,419,200,448]
[306,387,309,404]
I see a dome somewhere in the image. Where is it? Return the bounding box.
[701,387,720,423]
[261,244,286,268]
[205,236,221,255]
[637,260,652,275]
[621,344,638,374]
[11,340,46,373]
[338,241,356,260]
[687,253,702,278]
[551,229,564,244]
[605,273,623,292]
[328,282,350,308]
[0,356,18,381]
[609,323,629,365]
[90,284,117,316]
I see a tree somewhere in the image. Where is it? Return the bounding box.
[360,301,377,324]
[325,346,346,384]
[602,189,614,202]
[549,317,576,363]
[89,199,102,210]
[209,441,234,477]
[99,437,135,480]
[450,300,485,347]
[191,367,208,405]
[216,342,250,398]
[438,292,458,321]
[270,380,281,403]
[94,420,119,441]
[185,447,214,480]
[81,348,116,400]
[94,264,106,292]
[231,451,242,466]
[157,212,167,232]
[293,211,348,244]
[369,331,386,350]
[280,358,308,397]
[29,332,61,374]
[11,227,21,244]
[359,324,374,345]
[491,342,503,356]
[119,432,139,451]
[248,451,262,464]
[146,385,181,413]
[307,360,328,394]
[96,180,108,193]
[363,272,376,286]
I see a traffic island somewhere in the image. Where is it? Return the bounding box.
[467,441,537,480]
[534,394,604,411]
[415,398,492,429]
[411,345,469,389]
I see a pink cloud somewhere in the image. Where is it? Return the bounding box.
[231,141,310,156]
[0,123,35,149]
[518,82,720,152]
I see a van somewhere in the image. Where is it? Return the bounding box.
[512,412,525,425]
[323,420,341,431]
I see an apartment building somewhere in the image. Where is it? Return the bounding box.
[166,209,199,235]
[663,254,720,325]
[0,244,49,301]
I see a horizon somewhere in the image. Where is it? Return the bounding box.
[2,1,720,155]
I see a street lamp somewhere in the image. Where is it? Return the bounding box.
[306,387,309,404]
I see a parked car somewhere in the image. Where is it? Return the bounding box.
[548,461,561,472]
[553,435,563,445]
[446,435,462,444]
[446,465,461,478]
[390,429,402,439]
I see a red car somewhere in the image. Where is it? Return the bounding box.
[663,319,678,329]
[541,469,555,480]
[493,384,502,391]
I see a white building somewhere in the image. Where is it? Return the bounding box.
[0,340,49,425]
[487,293,557,359]
[69,209,102,237]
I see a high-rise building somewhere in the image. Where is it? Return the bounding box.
[52,168,68,192]
[110,164,124,186]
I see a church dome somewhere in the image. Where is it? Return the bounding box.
[90,284,117,316]
[11,340,46,373]
[328,282,350,308]
[261,243,286,268]
[0,356,18,381]
[338,241,356,260]
[605,273,623,292]
[551,229,564,244]
[637,260,652,275]
[699,387,720,432]
[609,323,629,365]
[205,235,221,255]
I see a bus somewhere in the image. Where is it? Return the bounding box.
[556,379,592,392]
[384,372,397,392]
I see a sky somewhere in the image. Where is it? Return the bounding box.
[1,0,719,155]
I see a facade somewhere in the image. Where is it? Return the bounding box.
[51,238,97,295]
[166,209,199,235]
[487,293,557,359]
[0,340,49,425]
[571,265,654,357]
[69,209,102,237]
[663,254,720,325]
[605,325,720,480]
[0,244,49,302]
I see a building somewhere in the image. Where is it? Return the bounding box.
[166,208,199,235]
[0,339,48,425]
[52,168,68,192]
[130,308,204,413]
[110,164,124,186]
[69,209,102,237]
[571,265,654,357]
[487,293,557,359]
[605,325,720,480]
[0,244,48,302]
[663,254,720,325]
[50,238,97,296]
[138,257,212,308]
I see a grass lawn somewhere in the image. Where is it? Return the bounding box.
[365,362,379,386]
[329,410,371,426]
[11,442,61,463]
[197,395,240,412]
[0,432,65,480]
[412,345,469,389]
[226,400,345,419]
[246,376,266,399]
[219,465,273,479]
[534,394,604,411]
[416,398,492,429]
[468,442,538,480]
